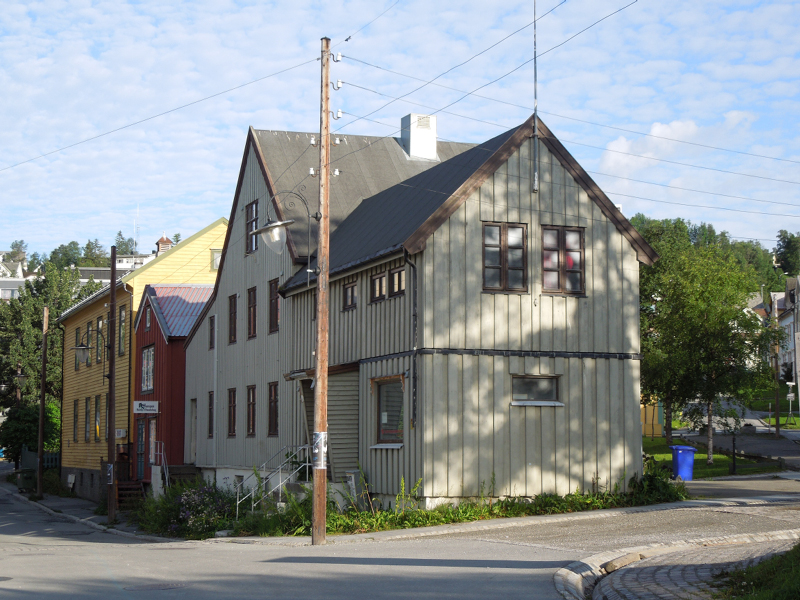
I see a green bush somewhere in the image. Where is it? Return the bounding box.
[135,479,236,539]
[43,469,74,497]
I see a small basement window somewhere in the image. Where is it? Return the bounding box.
[510,376,563,407]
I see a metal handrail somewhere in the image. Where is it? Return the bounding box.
[153,441,170,489]
[235,445,312,519]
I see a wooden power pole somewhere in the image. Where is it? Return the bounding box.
[36,306,49,497]
[107,246,117,522]
[312,36,331,546]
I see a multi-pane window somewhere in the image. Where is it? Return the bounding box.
[269,279,279,333]
[96,317,103,363]
[246,385,256,437]
[245,200,259,254]
[74,327,80,370]
[208,392,214,438]
[228,295,237,343]
[227,388,237,437]
[511,376,561,406]
[370,273,386,303]
[141,346,154,393]
[389,267,405,298]
[73,399,79,442]
[119,306,126,355]
[95,395,101,441]
[483,222,527,292]
[343,282,357,310]
[542,227,584,295]
[145,306,151,330]
[377,380,404,443]
[84,397,91,442]
[85,321,92,366]
[268,382,279,437]
[209,315,215,350]
[247,287,257,339]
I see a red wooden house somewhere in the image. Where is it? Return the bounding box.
[133,284,213,485]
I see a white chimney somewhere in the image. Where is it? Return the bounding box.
[401,114,438,161]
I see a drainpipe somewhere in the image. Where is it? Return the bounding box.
[403,248,419,428]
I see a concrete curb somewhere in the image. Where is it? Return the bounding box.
[554,513,800,600]
[0,485,168,543]
[208,495,800,547]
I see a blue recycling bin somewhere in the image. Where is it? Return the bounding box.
[669,445,697,481]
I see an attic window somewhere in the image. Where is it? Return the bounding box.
[483,222,527,293]
[542,226,584,295]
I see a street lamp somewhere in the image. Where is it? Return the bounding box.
[15,371,28,389]
[71,330,112,382]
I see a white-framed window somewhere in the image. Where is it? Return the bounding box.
[510,376,563,407]
[141,345,155,393]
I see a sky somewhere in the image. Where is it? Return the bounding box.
[1,0,798,258]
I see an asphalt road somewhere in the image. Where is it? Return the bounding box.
[0,488,574,600]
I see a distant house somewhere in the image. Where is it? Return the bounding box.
[184,114,657,504]
[132,284,213,489]
[56,220,228,502]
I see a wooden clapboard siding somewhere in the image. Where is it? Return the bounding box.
[185,144,304,473]
[418,136,642,498]
[327,371,359,482]
[62,219,226,481]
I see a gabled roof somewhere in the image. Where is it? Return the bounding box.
[135,284,213,340]
[57,217,227,323]
[283,114,658,292]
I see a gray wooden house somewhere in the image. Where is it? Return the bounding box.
[183,113,657,504]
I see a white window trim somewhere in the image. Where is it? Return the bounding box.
[370,443,404,450]
[510,400,564,407]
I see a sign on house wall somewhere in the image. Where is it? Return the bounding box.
[133,401,158,414]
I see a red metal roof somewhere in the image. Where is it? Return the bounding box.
[145,284,214,338]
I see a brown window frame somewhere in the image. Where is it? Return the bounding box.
[208,391,214,438]
[96,317,103,363]
[542,226,585,295]
[118,306,126,356]
[227,388,237,437]
[84,397,91,442]
[246,385,256,437]
[269,279,279,333]
[228,294,237,344]
[375,377,404,444]
[268,382,279,437]
[94,395,101,442]
[388,267,405,298]
[209,315,215,350]
[370,272,386,303]
[247,287,257,339]
[73,399,79,442]
[343,281,357,310]
[85,321,92,367]
[482,222,528,293]
[245,200,259,255]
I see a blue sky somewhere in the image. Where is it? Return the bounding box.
[1,0,798,257]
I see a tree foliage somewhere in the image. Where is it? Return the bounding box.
[776,230,800,278]
[8,239,27,262]
[632,214,781,455]
[0,263,102,458]
[81,239,109,267]
[114,231,137,255]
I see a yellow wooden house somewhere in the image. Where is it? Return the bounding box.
[58,218,227,501]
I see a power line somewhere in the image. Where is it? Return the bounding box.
[1,58,318,174]
[331,0,401,48]
[558,137,800,186]
[605,191,800,219]
[334,0,565,133]
[343,62,799,166]
[342,80,800,207]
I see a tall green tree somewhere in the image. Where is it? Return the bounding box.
[114,231,137,254]
[48,241,82,270]
[775,230,800,277]
[80,239,109,267]
[8,239,27,262]
[0,263,101,463]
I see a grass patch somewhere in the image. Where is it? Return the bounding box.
[671,419,691,430]
[713,540,800,599]
[641,437,780,479]
[763,416,800,430]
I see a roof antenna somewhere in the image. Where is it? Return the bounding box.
[532,0,539,194]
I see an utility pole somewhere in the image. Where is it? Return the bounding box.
[107,246,117,522]
[36,306,49,497]
[312,36,331,546]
